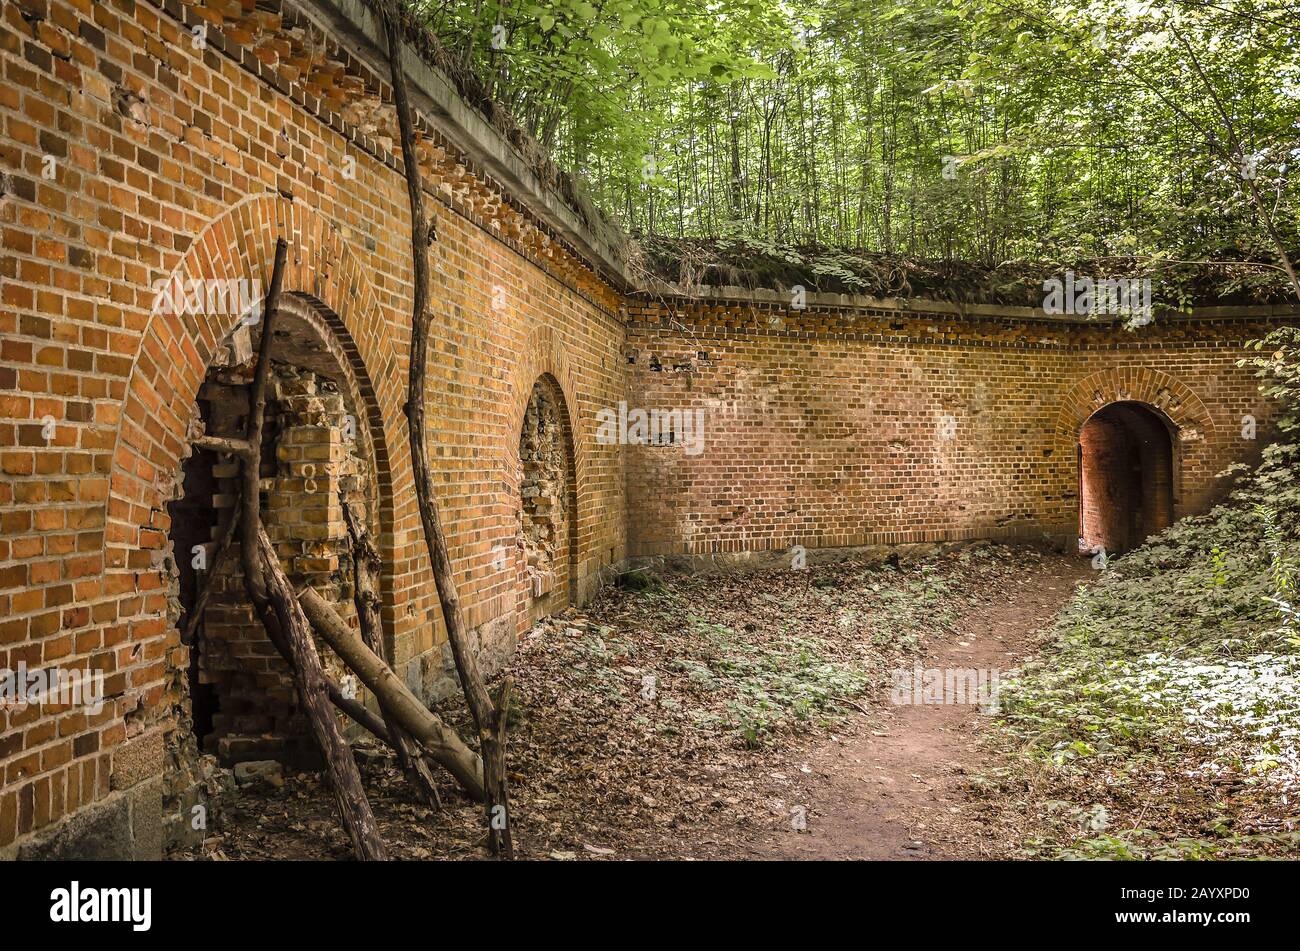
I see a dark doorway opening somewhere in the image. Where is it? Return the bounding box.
[171,431,223,747]
[1078,400,1175,555]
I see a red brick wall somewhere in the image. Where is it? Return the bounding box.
[0,0,626,855]
[623,302,1290,561]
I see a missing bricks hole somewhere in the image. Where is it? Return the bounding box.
[163,294,382,851]
[517,378,576,623]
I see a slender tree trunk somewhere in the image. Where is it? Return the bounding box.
[381,0,515,858]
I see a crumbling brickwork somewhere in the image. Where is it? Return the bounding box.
[517,378,572,627]
[159,341,377,848]
[194,362,364,765]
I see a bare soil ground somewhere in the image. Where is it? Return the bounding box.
[725,554,1092,859]
[172,543,1090,861]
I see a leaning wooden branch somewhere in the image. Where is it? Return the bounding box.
[180,499,239,646]
[239,240,285,613]
[255,529,389,859]
[192,434,252,456]
[236,238,388,861]
[382,0,514,856]
[342,495,443,809]
[299,587,486,800]
[329,682,391,745]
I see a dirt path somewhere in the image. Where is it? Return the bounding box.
[727,553,1091,860]
[192,545,1090,862]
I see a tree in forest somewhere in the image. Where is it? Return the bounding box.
[409,0,1299,300]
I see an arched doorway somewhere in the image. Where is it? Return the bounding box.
[1078,401,1176,555]
[515,375,578,626]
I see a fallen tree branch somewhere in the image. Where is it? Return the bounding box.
[328,681,391,745]
[239,239,286,613]
[255,530,388,859]
[299,586,486,801]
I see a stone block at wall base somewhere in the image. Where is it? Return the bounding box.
[475,613,518,681]
[3,781,166,861]
[406,611,519,707]
[111,727,166,792]
[7,795,131,860]
[127,777,164,861]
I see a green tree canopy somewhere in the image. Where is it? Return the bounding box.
[412,0,1300,290]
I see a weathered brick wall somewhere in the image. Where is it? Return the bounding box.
[623,300,1292,562]
[1,0,1295,861]
[0,0,627,857]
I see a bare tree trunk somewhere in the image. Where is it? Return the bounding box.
[381,0,514,858]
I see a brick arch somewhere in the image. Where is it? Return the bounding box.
[1054,366,1215,450]
[104,194,409,620]
[512,372,581,616]
[1055,365,1216,524]
[505,325,587,487]
[501,326,589,608]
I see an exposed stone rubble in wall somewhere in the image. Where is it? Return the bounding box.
[264,361,371,705]
[161,338,375,852]
[161,470,205,853]
[518,382,568,601]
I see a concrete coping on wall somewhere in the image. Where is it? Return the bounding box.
[635,278,1300,323]
[300,0,638,290]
